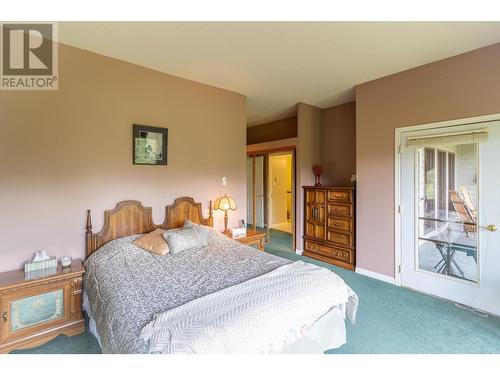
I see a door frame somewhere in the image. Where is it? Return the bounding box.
[247,146,297,251]
[394,112,500,287]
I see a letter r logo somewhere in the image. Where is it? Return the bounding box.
[2,23,53,75]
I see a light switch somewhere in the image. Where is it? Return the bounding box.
[221,176,228,186]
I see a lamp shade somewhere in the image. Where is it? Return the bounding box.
[214,195,237,212]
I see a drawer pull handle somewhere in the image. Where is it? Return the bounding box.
[2,312,7,322]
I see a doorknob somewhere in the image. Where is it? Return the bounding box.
[481,224,497,232]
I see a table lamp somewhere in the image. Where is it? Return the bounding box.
[214,194,237,234]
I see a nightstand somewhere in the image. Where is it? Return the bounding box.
[0,259,85,353]
[228,230,267,251]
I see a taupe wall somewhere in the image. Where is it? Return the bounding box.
[356,42,500,277]
[296,102,323,249]
[0,43,246,272]
[247,116,297,145]
[322,101,356,186]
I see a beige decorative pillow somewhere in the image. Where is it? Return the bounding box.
[132,228,170,256]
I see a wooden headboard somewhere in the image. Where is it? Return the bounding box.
[159,197,213,229]
[85,197,213,258]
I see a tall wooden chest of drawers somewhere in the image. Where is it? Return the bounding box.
[303,186,355,270]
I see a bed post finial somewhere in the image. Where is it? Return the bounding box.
[86,210,93,232]
[86,209,93,257]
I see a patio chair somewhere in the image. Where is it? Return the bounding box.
[459,186,477,224]
[430,191,477,279]
[449,190,477,237]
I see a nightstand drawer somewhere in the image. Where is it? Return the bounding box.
[229,230,267,251]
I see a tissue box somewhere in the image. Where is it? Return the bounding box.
[24,256,57,273]
[231,227,247,238]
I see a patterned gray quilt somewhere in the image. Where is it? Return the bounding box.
[83,230,290,353]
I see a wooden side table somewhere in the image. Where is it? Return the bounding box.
[228,230,267,251]
[0,259,85,353]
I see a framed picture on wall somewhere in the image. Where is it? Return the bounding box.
[133,124,168,165]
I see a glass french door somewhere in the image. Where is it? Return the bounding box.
[400,122,500,315]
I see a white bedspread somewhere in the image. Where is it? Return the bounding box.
[140,261,358,354]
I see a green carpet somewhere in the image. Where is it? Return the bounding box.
[12,241,500,354]
[267,228,293,251]
[266,245,500,354]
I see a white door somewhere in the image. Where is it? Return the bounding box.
[399,121,500,316]
[246,156,264,228]
[254,156,265,227]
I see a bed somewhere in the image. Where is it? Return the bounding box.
[83,197,358,354]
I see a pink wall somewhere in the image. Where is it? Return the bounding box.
[296,103,323,250]
[0,43,246,272]
[322,101,356,186]
[356,42,500,277]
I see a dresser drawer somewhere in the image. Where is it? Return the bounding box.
[328,203,352,218]
[327,190,352,203]
[304,240,353,263]
[327,230,353,247]
[328,217,352,232]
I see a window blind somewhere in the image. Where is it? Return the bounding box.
[406,129,488,147]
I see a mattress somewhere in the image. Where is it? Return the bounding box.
[83,290,347,354]
[83,228,356,353]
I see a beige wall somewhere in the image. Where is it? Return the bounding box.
[0,43,246,272]
[296,102,323,249]
[322,101,356,186]
[356,42,500,277]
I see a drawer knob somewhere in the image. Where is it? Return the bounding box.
[2,311,7,322]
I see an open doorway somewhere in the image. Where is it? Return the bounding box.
[268,153,293,233]
[247,149,295,252]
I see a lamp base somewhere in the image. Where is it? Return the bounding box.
[223,211,229,235]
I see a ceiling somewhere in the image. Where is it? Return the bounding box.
[59,22,500,125]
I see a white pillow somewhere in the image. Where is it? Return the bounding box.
[163,225,209,254]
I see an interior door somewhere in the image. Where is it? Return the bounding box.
[254,156,265,227]
[400,122,500,316]
[247,155,264,228]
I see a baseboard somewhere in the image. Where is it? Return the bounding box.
[355,267,396,284]
[270,222,289,228]
[295,249,303,255]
